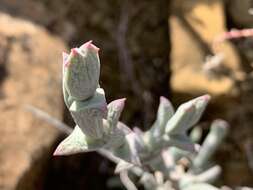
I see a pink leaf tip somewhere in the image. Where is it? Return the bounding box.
[113,98,126,112]
[80,40,100,53]
[160,96,170,105]
[53,145,64,156]
[201,94,211,101]
[70,48,79,56]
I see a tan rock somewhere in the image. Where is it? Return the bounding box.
[170,0,242,97]
[0,12,66,190]
[170,16,234,96]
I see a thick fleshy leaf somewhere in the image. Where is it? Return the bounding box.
[191,120,229,173]
[53,126,90,156]
[126,132,143,165]
[70,88,107,112]
[53,125,105,156]
[150,96,174,138]
[70,88,107,139]
[107,98,126,130]
[194,165,221,184]
[180,166,221,188]
[112,133,142,166]
[103,122,132,150]
[190,126,203,143]
[165,95,210,135]
[63,41,100,100]
[163,134,199,153]
[143,97,175,149]
[117,122,133,135]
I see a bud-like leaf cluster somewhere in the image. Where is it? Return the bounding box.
[54,41,229,190]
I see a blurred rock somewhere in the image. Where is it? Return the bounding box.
[0,0,76,42]
[0,12,66,190]
[170,0,242,99]
[170,0,253,185]
[0,0,51,24]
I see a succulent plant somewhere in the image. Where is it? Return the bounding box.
[54,41,230,190]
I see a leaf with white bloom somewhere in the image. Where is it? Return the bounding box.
[70,88,107,139]
[112,132,142,166]
[117,121,133,134]
[63,41,100,101]
[180,166,221,188]
[191,120,229,173]
[190,126,203,143]
[163,134,200,153]
[126,132,142,166]
[107,98,126,130]
[53,125,102,156]
[104,122,132,150]
[150,96,175,138]
[165,95,210,135]
[69,88,107,113]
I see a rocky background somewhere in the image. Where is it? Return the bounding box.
[0,0,252,190]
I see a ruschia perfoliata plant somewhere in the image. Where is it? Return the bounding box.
[54,41,229,190]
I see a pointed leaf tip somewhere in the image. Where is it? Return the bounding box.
[53,126,90,156]
[80,40,100,53]
[198,94,211,102]
[203,94,211,100]
[70,48,79,56]
[160,96,169,103]
[159,96,174,114]
[106,98,127,130]
[114,98,126,110]
[165,95,211,135]
[53,145,64,156]
[108,98,126,113]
